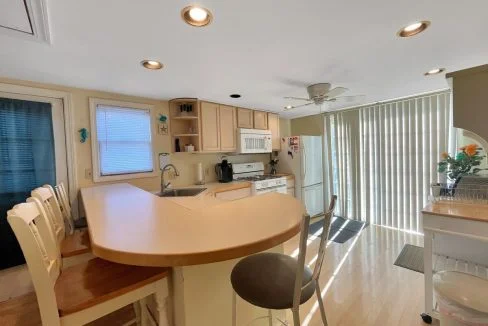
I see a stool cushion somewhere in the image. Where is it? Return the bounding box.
[231,252,316,310]
[434,271,488,314]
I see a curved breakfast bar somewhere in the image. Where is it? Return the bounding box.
[80,183,305,326]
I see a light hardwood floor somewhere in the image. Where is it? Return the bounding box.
[0,225,435,325]
[283,224,436,326]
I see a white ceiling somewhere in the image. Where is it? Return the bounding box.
[0,0,487,118]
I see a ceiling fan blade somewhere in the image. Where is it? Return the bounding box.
[327,95,366,103]
[284,96,311,101]
[325,87,348,99]
[283,102,314,111]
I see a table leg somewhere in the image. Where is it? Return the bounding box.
[424,229,434,316]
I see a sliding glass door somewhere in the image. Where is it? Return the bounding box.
[324,91,452,233]
[0,92,67,269]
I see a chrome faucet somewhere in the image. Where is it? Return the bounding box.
[161,164,180,193]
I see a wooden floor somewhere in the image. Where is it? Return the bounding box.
[283,224,437,326]
[0,225,435,325]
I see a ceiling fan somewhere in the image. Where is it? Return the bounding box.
[283,83,364,111]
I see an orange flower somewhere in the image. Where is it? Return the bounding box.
[441,152,449,159]
[464,144,478,156]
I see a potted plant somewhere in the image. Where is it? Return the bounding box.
[269,158,279,175]
[437,144,487,194]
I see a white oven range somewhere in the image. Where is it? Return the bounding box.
[232,162,287,195]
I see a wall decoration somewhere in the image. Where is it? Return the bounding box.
[158,114,169,135]
[78,128,89,143]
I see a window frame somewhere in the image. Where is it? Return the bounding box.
[89,98,158,182]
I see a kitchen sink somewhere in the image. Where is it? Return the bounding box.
[157,188,207,197]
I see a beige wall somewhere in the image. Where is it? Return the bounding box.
[279,118,291,137]
[290,114,323,136]
[0,77,269,193]
[448,65,488,143]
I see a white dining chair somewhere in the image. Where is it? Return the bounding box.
[54,182,76,234]
[31,185,91,259]
[7,198,171,326]
[231,195,337,326]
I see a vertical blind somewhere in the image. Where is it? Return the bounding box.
[324,91,452,232]
[96,105,154,176]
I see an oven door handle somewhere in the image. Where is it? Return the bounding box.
[255,185,287,194]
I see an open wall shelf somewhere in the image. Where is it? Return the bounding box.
[169,98,200,153]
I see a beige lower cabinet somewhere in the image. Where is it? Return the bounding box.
[237,108,254,128]
[267,112,280,150]
[200,101,221,151]
[219,105,237,151]
[253,110,268,129]
[215,187,251,201]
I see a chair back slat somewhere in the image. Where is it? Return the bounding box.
[292,196,338,312]
[311,195,337,281]
[292,213,311,313]
[54,183,75,234]
[7,200,61,324]
[32,185,66,242]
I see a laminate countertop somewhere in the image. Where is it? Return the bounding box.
[80,183,305,267]
[422,201,488,223]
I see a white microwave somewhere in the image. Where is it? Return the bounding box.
[237,128,272,154]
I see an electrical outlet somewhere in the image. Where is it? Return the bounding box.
[85,168,92,179]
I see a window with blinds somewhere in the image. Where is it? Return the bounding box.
[93,103,154,178]
[324,91,452,233]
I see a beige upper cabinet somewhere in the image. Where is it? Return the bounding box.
[200,101,221,152]
[237,108,254,128]
[253,110,268,130]
[267,112,280,150]
[219,105,237,152]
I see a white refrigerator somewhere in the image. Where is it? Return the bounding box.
[278,136,324,217]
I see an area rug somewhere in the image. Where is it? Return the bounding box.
[394,244,424,273]
[309,216,367,244]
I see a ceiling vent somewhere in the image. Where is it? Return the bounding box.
[0,0,51,44]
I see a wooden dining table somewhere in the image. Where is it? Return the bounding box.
[81,183,305,326]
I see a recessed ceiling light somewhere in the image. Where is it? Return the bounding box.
[181,5,213,27]
[424,68,445,76]
[141,60,163,70]
[285,105,293,109]
[230,94,241,98]
[397,21,430,37]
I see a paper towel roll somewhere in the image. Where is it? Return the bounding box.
[195,163,205,185]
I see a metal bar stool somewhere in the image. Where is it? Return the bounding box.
[231,195,337,326]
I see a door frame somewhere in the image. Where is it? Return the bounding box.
[0,82,78,218]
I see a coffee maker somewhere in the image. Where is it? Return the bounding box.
[215,159,233,183]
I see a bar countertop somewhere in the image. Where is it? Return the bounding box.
[80,183,304,267]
